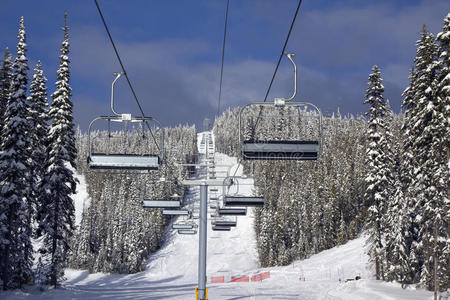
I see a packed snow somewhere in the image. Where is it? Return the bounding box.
[0,131,436,299]
[72,169,91,227]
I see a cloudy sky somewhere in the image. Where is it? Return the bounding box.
[0,0,448,131]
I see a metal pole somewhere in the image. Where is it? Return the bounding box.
[198,184,208,299]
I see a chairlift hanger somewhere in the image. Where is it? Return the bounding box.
[238,53,323,161]
[212,225,231,231]
[87,73,164,172]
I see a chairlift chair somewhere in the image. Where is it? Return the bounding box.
[142,200,181,209]
[224,196,265,207]
[172,223,194,230]
[239,53,323,161]
[178,229,197,235]
[222,176,266,207]
[87,73,164,171]
[212,220,237,227]
[212,225,231,231]
[141,181,182,209]
[218,207,247,216]
[162,209,190,216]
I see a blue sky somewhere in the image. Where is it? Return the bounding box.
[0,0,448,131]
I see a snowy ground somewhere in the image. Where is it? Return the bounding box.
[1,131,436,299]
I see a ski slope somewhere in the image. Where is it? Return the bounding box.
[1,131,435,299]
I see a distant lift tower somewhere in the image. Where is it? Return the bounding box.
[203,118,212,131]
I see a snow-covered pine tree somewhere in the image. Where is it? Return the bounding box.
[363,65,389,280]
[418,15,450,292]
[0,16,33,289]
[36,12,77,288]
[28,60,49,178]
[0,48,13,147]
[384,174,410,284]
[399,65,419,285]
[28,61,50,287]
[434,13,450,292]
[380,99,396,276]
[404,26,440,287]
[337,212,348,245]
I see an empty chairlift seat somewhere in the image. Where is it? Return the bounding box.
[172,223,194,230]
[87,115,164,172]
[212,225,231,231]
[238,54,323,162]
[88,153,160,170]
[212,220,237,227]
[142,200,181,209]
[224,196,265,207]
[178,229,197,235]
[218,207,247,216]
[86,74,164,171]
[241,140,319,160]
[162,209,190,216]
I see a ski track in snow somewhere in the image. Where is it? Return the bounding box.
[1,131,435,300]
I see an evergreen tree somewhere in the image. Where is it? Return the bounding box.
[0,16,33,289]
[0,48,13,141]
[404,26,440,286]
[363,65,388,280]
[434,12,450,292]
[28,61,50,287]
[37,13,77,288]
[418,15,450,291]
[384,171,410,283]
[337,212,348,245]
[399,65,419,284]
[28,61,49,211]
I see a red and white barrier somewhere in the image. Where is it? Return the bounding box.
[251,271,270,282]
[209,271,270,283]
[210,276,225,283]
[231,275,249,282]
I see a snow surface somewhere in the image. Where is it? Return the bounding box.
[1,131,436,299]
[72,168,91,227]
